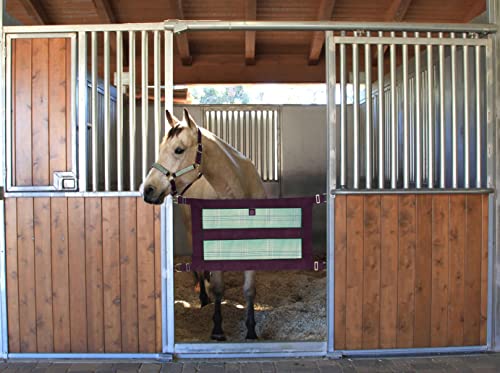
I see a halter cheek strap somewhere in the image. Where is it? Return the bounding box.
[150,128,203,197]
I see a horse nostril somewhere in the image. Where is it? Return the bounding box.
[145,185,156,197]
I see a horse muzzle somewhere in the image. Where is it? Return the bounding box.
[143,184,168,205]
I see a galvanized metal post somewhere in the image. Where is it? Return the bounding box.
[116,31,123,191]
[487,0,499,352]
[415,33,422,189]
[78,32,87,192]
[0,0,7,358]
[340,34,347,188]
[365,34,372,190]
[390,33,397,189]
[91,31,98,191]
[378,33,385,189]
[427,33,434,188]
[163,31,175,355]
[325,31,336,355]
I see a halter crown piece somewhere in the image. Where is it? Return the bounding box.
[150,128,203,198]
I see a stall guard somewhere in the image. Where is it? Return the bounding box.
[0,18,499,359]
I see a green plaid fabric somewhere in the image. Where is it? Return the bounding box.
[203,238,302,261]
[202,208,302,229]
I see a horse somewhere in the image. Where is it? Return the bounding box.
[142,108,267,341]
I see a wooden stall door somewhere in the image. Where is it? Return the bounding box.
[5,197,163,353]
[334,194,488,350]
[11,37,73,188]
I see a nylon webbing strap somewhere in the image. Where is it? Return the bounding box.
[151,162,171,176]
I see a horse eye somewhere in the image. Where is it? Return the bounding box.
[174,147,185,155]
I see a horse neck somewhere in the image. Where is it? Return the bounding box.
[200,131,245,198]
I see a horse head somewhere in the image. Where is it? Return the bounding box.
[142,108,202,204]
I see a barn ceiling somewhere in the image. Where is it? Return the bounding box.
[5,0,487,84]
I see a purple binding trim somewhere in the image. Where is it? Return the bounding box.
[203,228,302,240]
[186,196,319,271]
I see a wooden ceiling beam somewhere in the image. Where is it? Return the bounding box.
[308,0,336,65]
[385,0,412,22]
[170,0,192,66]
[245,0,257,65]
[92,0,117,23]
[373,0,412,62]
[18,0,49,25]
[463,1,486,22]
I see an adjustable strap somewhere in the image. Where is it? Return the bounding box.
[151,162,171,176]
[178,172,203,197]
[195,128,203,165]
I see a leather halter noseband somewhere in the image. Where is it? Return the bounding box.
[150,128,203,197]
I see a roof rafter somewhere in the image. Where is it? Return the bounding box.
[19,0,49,25]
[245,0,257,65]
[308,0,336,65]
[463,0,486,22]
[92,0,117,23]
[170,0,192,66]
[385,0,412,22]
[373,0,413,62]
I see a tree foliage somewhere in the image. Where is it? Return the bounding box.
[194,86,250,104]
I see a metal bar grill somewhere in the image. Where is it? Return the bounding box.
[330,30,489,190]
[202,107,281,182]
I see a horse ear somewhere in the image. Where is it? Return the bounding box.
[183,108,196,130]
[165,110,178,128]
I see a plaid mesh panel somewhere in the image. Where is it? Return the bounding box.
[203,238,302,260]
[202,208,302,229]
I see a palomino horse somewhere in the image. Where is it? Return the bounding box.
[142,108,267,341]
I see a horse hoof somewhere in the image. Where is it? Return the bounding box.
[211,333,227,341]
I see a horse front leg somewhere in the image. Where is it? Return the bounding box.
[210,271,226,341]
[244,270,257,340]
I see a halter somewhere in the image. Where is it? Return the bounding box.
[150,127,203,197]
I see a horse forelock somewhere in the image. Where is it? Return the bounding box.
[167,124,185,139]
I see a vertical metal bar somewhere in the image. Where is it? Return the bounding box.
[163,31,175,355]
[129,30,136,190]
[415,33,422,188]
[275,109,280,181]
[365,35,372,189]
[245,111,250,158]
[70,35,77,176]
[116,31,123,191]
[154,31,161,163]
[476,44,482,188]
[163,197,175,353]
[141,30,149,181]
[403,32,409,189]
[451,32,458,188]
[325,30,336,354]
[378,33,384,189]
[91,31,98,191]
[340,36,347,187]
[165,31,174,136]
[463,34,470,188]
[427,33,434,188]
[439,33,446,188]
[5,36,12,191]
[78,32,88,192]
[390,32,397,189]
[0,200,6,357]
[353,40,359,189]
[486,0,497,349]
[268,110,273,181]
[104,31,111,191]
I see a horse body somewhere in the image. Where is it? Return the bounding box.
[142,109,266,341]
